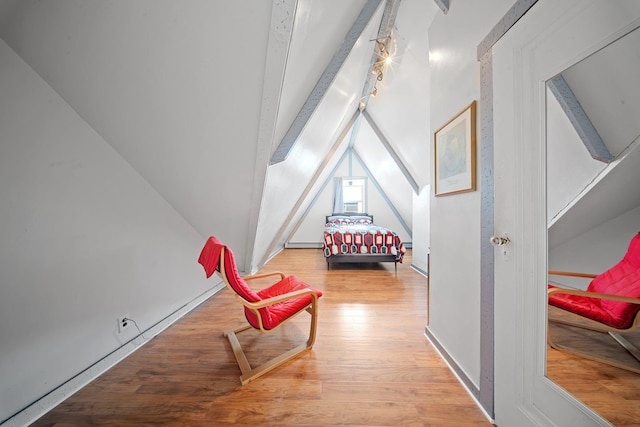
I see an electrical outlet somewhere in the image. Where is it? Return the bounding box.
[117,315,130,334]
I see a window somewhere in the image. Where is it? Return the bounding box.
[334,177,367,213]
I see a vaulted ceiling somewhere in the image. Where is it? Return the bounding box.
[547,25,640,247]
[0,0,437,272]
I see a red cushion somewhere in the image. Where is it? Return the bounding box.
[220,245,322,330]
[549,232,640,329]
[245,275,322,330]
[198,236,224,278]
[222,248,261,303]
[199,236,322,330]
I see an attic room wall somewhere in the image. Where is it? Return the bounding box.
[354,118,414,232]
[427,0,514,390]
[289,151,411,246]
[288,0,435,260]
[0,40,211,423]
[252,3,384,271]
[411,187,430,274]
[0,0,275,272]
[366,0,434,274]
[546,88,606,221]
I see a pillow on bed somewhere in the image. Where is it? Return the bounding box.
[327,215,372,225]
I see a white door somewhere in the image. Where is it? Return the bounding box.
[492,1,640,425]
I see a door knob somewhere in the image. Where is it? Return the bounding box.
[490,235,510,246]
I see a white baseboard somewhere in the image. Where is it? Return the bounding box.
[284,242,323,249]
[423,329,495,424]
[411,263,428,277]
[1,281,225,427]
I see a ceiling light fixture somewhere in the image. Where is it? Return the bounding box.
[359,36,393,110]
[370,37,392,98]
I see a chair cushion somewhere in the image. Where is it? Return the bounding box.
[549,232,640,329]
[199,236,322,331]
[245,275,323,330]
[198,236,224,279]
[223,248,261,303]
[548,284,635,329]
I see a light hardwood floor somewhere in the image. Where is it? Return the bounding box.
[546,308,640,426]
[30,248,640,426]
[32,249,492,426]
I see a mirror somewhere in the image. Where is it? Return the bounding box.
[545,26,640,424]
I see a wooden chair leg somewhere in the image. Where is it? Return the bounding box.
[223,303,319,385]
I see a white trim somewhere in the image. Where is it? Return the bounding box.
[424,332,495,425]
[2,282,225,427]
[284,242,323,249]
[410,263,428,277]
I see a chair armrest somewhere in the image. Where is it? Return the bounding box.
[548,286,640,305]
[244,288,318,310]
[548,270,598,279]
[243,271,286,281]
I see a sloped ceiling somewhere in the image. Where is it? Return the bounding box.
[254,0,437,268]
[253,1,385,269]
[548,26,640,247]
[272,0,370,149]
[0,0,438,273]
[0,0,274,270]
[563,27,640,158]
[364,0,433,188]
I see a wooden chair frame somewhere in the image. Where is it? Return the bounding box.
[218,247,319,385]
[547,270,640,373]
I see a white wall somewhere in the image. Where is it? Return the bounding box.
[280,0,436,265]
[0,40,210,422]
[272,0,368,148]
[371,0,436,274]
[365,0,434,189]
[0,0,274,271]
[411,186,430,273]
[252,4,383,270]
[546,89,607,221]
[426,0,514,387]
[288,157,353,245]
[289,150,411,245]
[354,118,414,232]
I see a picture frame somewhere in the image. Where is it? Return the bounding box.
[433,100,477,196]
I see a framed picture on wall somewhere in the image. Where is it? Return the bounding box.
[433,100,477,196]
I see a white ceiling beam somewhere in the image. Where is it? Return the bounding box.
[433,0,449,15]
[262,111,361,266]
[362,110,420,193]
[270,0,383,165]
[477,0,539,60]
[245,0,299,272]
[352,150,412,237]
[285,148,352,244]
[548,74,612,163]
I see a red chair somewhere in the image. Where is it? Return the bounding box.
[198,236,322,385]
[548,232,640,373]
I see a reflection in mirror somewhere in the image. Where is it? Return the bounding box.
[545,26,640,424]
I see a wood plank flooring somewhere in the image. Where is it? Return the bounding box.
[32,249,492,426]
[546,307,640,426]
[28,248,640,426]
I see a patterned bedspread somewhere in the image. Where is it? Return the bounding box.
[322,215,405,262]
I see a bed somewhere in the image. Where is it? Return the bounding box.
[322,213,406,271]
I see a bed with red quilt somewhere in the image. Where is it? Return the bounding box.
[322,213,406,271]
